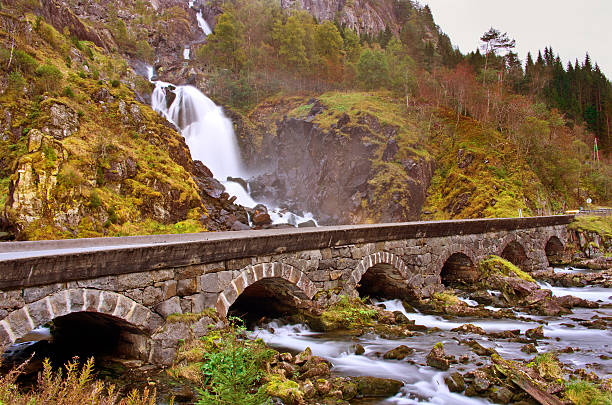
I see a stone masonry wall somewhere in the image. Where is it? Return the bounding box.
[0,223,569,365]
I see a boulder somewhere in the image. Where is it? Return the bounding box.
[354,376,403,398]
[525,326,544,339]
[426,343,454,370]
[444,372,465,393]
[383,345,414,360]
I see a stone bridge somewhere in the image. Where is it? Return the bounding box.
[0,215,572,364]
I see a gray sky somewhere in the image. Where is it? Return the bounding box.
[423,0,612,78]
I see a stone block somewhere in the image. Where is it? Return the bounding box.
[26,300,51,328]
[155,297,182,318]
[68,289,85,310]
[76,276,118,290]
[98,291,118,314]
[177,278,198,296]
[23,283,64,304]
[123,288,144,304]
[299,250,322,260]
[191,316,212,337]
[0,290,24,310]
[118,272,152,291]
[7,308,34,340]
[226,257,253,271]
[83,289,101,312]
[200,271,233,293]
[175,264,206,280]
[183,293,208,313]
[308,270,331,282]
[351,247,364,259]
[142,286,164,306]
[330,270,343,281]
[150,269,174,282]
[321,248,332,260]
[157,280,177,300]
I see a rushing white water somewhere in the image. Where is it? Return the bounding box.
[150,75,318,226]
[457,297,478,307]
[252,322,490,405]
[152,82,243,180]
[197,11,212,35]
[183,46,190,60]
[537,281,612,304]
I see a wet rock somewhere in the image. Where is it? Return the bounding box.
[294,347,312,365]
[522,289,552,305]
[465,339,497,356]
[297,220,316,228]
[354,344,365,355]
[354,376,403,397]
[393,310,411,325]
[489,329,520,339]
[556,295,599,309]
[300,360,330,380]
[525,326,544,339]
[277,361,297,378]
[383,345,414,360]
[426,343,454,371]
[536,299,568,316]
[521,344,538,354]
[451,324,486,335]
[444,372,465,393]
[315,379,332,395]
[302,381,315,398]
[489,385,513,404]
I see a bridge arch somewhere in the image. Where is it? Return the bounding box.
[0,289,163,361]
[545,235,564,265]
[440,252,479,287]
[500,240,528,269]
[346,252,412,299]
[215,262,317,318]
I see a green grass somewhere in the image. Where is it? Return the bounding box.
[564,380,612,405]
[569,215,612,240]
[530,352,562,381]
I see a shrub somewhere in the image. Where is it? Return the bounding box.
[0,357,157,404]
[111,79,120,88]
[35,63,63,93]
[13,49,38,74]
[8,71,25,94]
[62,86,75,98]
[196,319,274,405]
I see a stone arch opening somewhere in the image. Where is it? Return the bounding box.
[501,241,528,269]
[228,278,312,326]
[1,289,161,370]
[440,253,479,287]
[545,236,564,265]
[356,263,412,299]
[216,263,317,325]
[347,252,413,300]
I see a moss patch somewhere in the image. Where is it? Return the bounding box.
[479,255,535,283]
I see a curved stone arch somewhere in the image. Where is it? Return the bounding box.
[544,235,565,264]
[215,262,317,316]
[435,247,479,277]
[344,251,410,294]
[496,234,531,267]
[0,288,163,348]
[438,250,480,286]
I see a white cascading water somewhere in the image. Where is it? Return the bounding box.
[183,46,190,60]
[196,11,212,35]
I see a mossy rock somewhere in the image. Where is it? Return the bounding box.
[479,255,535,283]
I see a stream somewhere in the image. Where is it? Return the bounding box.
[250,266,612,404]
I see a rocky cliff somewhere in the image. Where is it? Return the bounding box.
[0,1,250,240]
[280,0,398,34]
[244,92,435,225]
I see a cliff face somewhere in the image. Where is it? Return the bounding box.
[245,93,435,225]
[0,1,250,240]
[280,0,397,34]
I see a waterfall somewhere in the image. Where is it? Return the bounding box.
[196,11,212,35]
[151,78,317,226]
[152,82,242,181]
[183,46,190,60]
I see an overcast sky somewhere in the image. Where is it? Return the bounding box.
[423,0,612,78]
